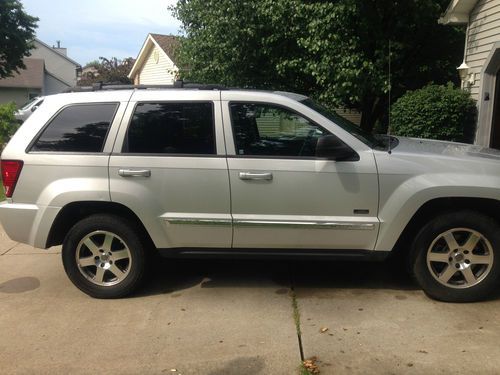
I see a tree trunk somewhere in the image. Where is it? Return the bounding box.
[359,95,389,134]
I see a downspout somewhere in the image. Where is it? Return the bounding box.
[461,20,470,90]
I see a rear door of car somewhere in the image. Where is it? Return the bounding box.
[109,90,232,249]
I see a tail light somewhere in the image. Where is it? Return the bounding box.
[1,160,24,198]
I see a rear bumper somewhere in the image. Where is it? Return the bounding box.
[0,201,60,248]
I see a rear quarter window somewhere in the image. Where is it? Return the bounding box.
[31,103,118,152]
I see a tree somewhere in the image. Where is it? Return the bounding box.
[172,0,464,132]
[0,102,18,148]
[78,57,135,86]
[0,0,38,78]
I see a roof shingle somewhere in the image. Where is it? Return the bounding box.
[150,34,180,65]
[0,58,44,88]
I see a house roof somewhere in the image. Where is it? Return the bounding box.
[150,34,180,64]
[128,33,180,79]
[0,58,44,89]
[34,38,81,67]
[439,0,479,24]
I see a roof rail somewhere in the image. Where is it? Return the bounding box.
[63,80,227,93]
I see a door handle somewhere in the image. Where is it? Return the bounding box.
[118,169,151,177]
[239,172,273,181]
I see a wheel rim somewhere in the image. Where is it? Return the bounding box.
[75,231,132,287]
[426,228,494,289]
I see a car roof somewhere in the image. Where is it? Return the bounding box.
[61,82,309,103]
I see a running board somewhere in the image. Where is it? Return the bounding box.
[157,248,390,261]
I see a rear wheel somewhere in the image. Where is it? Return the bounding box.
[62,214,146,298]
[411,211,500,302]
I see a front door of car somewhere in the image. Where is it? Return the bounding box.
[221,94,380,250]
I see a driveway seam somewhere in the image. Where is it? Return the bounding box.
[1,244,19,255]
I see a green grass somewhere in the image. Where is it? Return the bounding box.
[0,180,4,201]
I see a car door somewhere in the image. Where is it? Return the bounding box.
[109,90,232,249]
[221,91,379,250]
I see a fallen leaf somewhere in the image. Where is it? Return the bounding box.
[303,356,320,374]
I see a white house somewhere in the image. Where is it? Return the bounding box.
[0,39,80,106]
[128,34,179,85]
[440,0,500,148]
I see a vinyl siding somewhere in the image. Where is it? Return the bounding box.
[30,41,78,87]
[138,45,177,85]
[466,0,500,100]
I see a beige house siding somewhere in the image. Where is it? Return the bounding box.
[466,0,500,99]
[30,40,78,88]
[136,46,177,85]
[0,88,41,107]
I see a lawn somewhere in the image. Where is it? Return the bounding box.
[0,181,4,201]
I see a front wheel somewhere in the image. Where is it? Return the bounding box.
[411,211,500,302]
[62,214,146,298]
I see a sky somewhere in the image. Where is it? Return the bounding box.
[22,0,182,66]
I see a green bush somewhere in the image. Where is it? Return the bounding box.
[390,84,477,143]
[0,102,18,148]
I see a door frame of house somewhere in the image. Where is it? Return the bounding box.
[477,42,500,147]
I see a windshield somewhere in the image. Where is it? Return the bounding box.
[19,97,40,110]
[300,98,379,148]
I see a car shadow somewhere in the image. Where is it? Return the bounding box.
[133,256,422,298]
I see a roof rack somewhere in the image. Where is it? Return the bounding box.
[63,80,227,93]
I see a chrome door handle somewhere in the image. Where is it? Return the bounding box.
[118,169,151,177]
[239,172,273,181]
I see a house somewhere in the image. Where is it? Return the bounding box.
[128,34,180,85]
[0,39,80,106]
[440,0,500,148]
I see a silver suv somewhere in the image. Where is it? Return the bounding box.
[2,84,500,301]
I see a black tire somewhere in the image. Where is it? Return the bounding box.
[62,214,147,299]
[411,210,500,302]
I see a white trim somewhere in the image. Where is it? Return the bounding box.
[439,0,479,25]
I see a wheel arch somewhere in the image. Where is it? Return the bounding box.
[46,201,155,250]
[391,197,500,257]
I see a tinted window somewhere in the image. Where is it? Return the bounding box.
[124,102,215,155]
[32,103,117,152]
[230,103,330,157]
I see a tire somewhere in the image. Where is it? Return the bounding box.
[62,214,147,298]
[411,210,500,302]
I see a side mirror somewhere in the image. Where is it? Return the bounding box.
[31,106,39,112]
[316,135,359,161]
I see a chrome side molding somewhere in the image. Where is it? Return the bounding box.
[234,220,375,230]
[165,217,375,230]
[165,218,232,226]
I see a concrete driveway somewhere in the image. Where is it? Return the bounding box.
[1,225,500,374]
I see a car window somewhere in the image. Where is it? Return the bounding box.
[19,97,39,110]
[31,103,118,152]
[230,102,331,157]
[123,102,215,155]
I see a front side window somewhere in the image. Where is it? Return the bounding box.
[31,103,117,152]
[230,103,330,157]
[123,102,215,155]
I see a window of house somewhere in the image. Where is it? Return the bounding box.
[123,102,215,155]
[230,102,330,157]
[31,103,118,152]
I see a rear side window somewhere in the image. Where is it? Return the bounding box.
[31,103,118,152]
[123,102,215,155]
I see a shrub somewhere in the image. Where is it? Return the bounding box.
[0,102,18,148]
[390,84,477,143]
